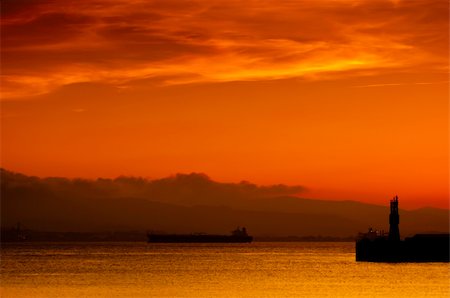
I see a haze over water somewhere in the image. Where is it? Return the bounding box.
[1,242,449,297]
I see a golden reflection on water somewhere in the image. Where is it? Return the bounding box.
[1,242,449,297]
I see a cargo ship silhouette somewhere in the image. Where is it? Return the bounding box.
[147,227,253,243]
[356,196,449,262]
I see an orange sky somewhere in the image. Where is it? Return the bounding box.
[1,0,448,209]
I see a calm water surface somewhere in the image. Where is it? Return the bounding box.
[1,242,449,297]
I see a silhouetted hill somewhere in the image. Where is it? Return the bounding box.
[1,169,448,237]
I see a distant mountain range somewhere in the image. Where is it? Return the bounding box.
[1,169,448,237]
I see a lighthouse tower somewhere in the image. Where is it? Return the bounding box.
[388,195,400,241]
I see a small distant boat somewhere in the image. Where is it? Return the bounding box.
[1,222,27,242]
[147,227,253,243]
[356,196,449,262]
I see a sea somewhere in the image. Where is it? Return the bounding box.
[1,242,449,297]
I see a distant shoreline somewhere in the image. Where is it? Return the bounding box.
[1,229,355,243]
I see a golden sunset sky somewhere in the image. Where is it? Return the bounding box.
[1,0,448,208]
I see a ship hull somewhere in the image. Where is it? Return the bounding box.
[147,234,253,243]
[356,234,449,262]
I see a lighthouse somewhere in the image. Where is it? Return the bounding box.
[388,195,400,241]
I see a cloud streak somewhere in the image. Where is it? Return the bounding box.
[1,0,448,98]
[352,80,450,88]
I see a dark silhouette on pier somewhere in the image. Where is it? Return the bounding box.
[356,196,449,262]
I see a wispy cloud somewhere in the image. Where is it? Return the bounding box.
[1,0,448,99]
[353,81,450,88]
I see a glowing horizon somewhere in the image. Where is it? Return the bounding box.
[1,0,448,209]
